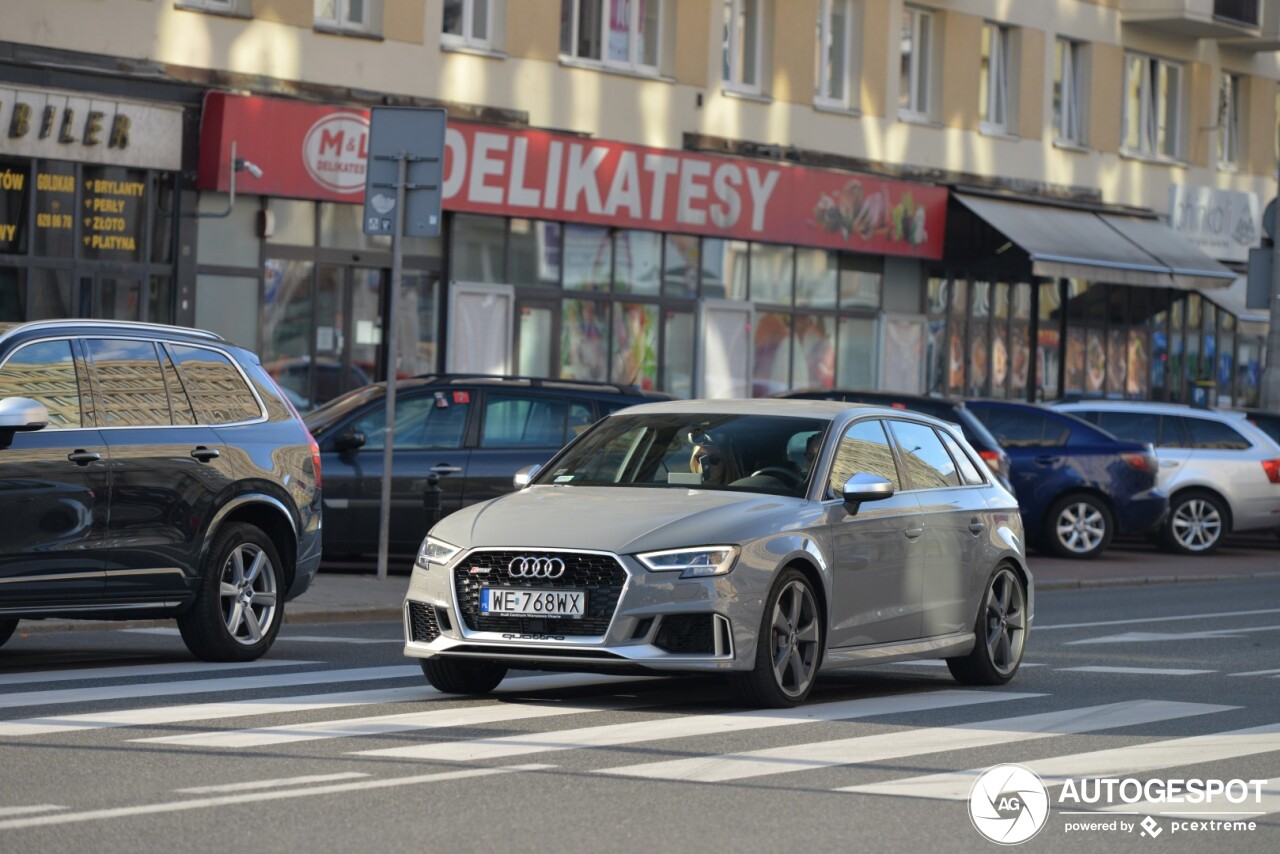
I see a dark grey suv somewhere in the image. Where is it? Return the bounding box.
[0,320,323,661]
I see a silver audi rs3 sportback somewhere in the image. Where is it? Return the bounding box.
[402,399,1032,707]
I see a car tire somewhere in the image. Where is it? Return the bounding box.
[1043,493,1113,560]
[419,657,508,695]
[178,522,284,662]
[1160,490,1228,556]
[0,619,17,649]
[731,567,822,708]
[947,565,1028,686]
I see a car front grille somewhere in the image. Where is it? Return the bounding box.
[407,601,440,643]
[453,550,627,637]
[654,614,716,654]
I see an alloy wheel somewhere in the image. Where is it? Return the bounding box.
[770,579,820,698]
[983,568,1026,677]
[1170,498,1222,552]
[218,543,279,645]
[1055,501,1106,555]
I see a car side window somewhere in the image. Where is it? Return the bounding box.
[84,338,172,427]
[939,430,986,485]
[1094,411,1159,445]
[169,345,262,424]
[158,347,196,426]
[568,401,596,439]
[0,339,84,428]
[354,394,466,450]
[829,419,900,497]
[1181,417,1251,450]
[1157,416,1191,448]
[481,393,568,448]
[888,420,961,489]
[977,407,1043,446]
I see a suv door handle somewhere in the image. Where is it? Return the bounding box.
[968,519,987,535]
[430,464,463,475]
[190,446,221,462]
[67,450,101,466]
[904,526,924,541]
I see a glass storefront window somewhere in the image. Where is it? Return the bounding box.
[1218,312,1235,403]
[1036,281,1062,401]
[1126,329,1149,399]
[925,275,948,395]
[968,281,990,397]
[947,317,965,397]
[795,249,837,308]
[612,302,658,389]
[33,160,76,258]
[750,243,794,305]
[701,238,748,300]
[27,268,75,319]
[838,254,882,309]
[518,304,553,377]
[793,315,836,389]
[662,235,699,297]
[1201,303,1217,383]
[1064,327,1086,396]
[399,271,439,376]
[662,310,694,397]
[614,230,661,295]
[0,268,23,321]
[261,258,315,404]
[267,198,315,246]
[1085,328,1106,396]
[836,315,876,389]
[1151,308,1168,398]
[563,224,612,291]
[561,298,610,380]
[452,214,507,283]
[1169,298,1185,400]
[1237,334,1262,407]
[320,203,392,251]
[147,276,172,324]
[509,219,562,287]
[1106,328,1127,398]
[753,311,793,396]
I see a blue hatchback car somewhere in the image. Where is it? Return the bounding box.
[965,400,1168,559]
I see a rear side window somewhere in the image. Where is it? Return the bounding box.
[978,408,1068,447]
[830,419,900,495]
[353,394,467,450]
[1092,411,1159,445]
[0,339,83,428]
[939,431,986,485]
[1177,416,1251,450]
[169,345,262,424]
[481,393,569,448]
[889,420,961,489]
[85,339,171,427]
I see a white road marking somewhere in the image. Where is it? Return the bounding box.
[176,773,370,794]
[889,660,1044,668]
[0,806,66,818]
[1230,668,1280,677]
[354,690,1043,763]
[1037,608,1280,631]
[0,765,556,831]
[846,721,1280,801]
[271,636,402,645]
[0,660,316,688]
[605,700,1230,783]
[1066,625,1280,645]
[1056,666,1216,676]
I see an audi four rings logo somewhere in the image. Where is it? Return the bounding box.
[507,556,567,578]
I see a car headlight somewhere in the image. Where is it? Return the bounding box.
[416,536,461,569]
[636,546,739,579]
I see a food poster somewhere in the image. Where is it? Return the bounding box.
[1010,322,1031,397]
[794,315,836,389]
[561,298,610,381]
[1036,328,1061,400]
[926,317,947,395]
[968,323,990,397]
[1107,328,1127,397]
[991,323,1009,397]
[947,318,966,396]
[752,312,793,397]
[1086,329,1106,395]
[1064,328,1086,394]
[1127,330,1149,398]
[611,302,658,389]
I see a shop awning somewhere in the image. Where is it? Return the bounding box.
[1203,276,1270,324]
[956,194,1236,290]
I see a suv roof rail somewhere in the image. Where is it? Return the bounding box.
[2,319,224,342]
[412,372,654,396]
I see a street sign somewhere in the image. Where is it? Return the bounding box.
[362,107,446,237]
[1248,246,1272,310]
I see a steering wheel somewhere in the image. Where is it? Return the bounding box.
[749,466,803,488]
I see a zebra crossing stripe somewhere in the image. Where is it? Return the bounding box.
[176,773,370,794]
[604,700,1233,783]
[0,806,66,818]
[353,689,1044,763]
[839,720,1279,801]
[1057,667,1216,676]
[0,660,316,688]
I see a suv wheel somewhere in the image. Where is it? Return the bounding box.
[420,658,508,694]
[732,568,821,707]
[178,523,284,662]
[1161,491,1227,555]
[1044,494,1112,560]
[0,619,17,649]
[947,566,1027,686]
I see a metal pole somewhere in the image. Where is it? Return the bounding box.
[1264,177,1280,408]
[375,152,407,581]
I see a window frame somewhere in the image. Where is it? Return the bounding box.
[175,0,241,13]
[1217,71,1243,170]
[562,0,663,75]
[1053,37,1085,145]
[315,0,373,35]
[815,0,855,109]
[442,0,493,50]
[898,5,933,121]
[0,337,87,429]
[1122,52,1184,161]
[722,0,764,95]
[979,22,1011,134]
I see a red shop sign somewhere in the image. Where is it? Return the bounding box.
[198,92,946,259]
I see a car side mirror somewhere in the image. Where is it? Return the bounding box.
[513,463,543,489]
[0,397,49,432]
[335,429,366,452]
[841,472,895,505]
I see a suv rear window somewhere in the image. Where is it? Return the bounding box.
[170,345,262,424]
[1175,416,1251,450]
[85,339,172,427]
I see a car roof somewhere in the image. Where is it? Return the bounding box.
[0,319,224,346]
[613,397,926,420]
[1053,400,1250,422]
[779,388,968,409]
[412,373,670,398]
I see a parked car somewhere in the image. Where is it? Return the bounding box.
[404,398,1031,707]
[1053,401,1280,555]
[0,320,323,660]
[305,374,671,557]
[775,389,1013,490]
[964,400,1165,559]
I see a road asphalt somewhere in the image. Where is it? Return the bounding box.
[13,535,1279,634]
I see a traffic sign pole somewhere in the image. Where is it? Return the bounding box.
[1264,190,1280,409]
[375,151,408,581]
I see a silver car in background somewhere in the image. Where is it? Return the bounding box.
[1053,401,1280,554]
[403,399,1031,707]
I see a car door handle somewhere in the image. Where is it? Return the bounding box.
[904,526,924,541]
[190,446,221,462]
[968,520,987,536]
[1160,460,1180,468]
[67,450,101,466]
[429,464,463,475]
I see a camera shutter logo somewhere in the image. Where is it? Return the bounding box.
[969,764,1050,845]
[508,556,567,579]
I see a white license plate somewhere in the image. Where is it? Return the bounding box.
[480,588,585,618]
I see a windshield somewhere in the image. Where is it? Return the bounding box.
[534,412,830,497]
[303,385,386,434]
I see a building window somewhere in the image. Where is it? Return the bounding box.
[1054,38,1085,144]
[315,0,370,34]
[1218,72,1242,169]
[899,6,932,119]
[722,0,763,93]
[560,0,660,72]
[979,23,1011,132]
[176,0,239,12]
[443,0,492,49]
[815,0,854,108]
[1123,53,1183,160]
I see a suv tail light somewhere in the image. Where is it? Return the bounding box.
[1120,451,1156,473]
[1263,458,1280,485]
[309,433,322,489]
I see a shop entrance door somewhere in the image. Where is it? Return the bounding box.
[697,299,753,398]
[314,265,385,407]
[515,298,558,378]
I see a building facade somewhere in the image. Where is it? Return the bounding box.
[2,0,1278,408]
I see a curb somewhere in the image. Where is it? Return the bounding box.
[1037,571,1280,591]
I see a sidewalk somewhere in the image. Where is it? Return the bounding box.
[13,537,1279,633]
